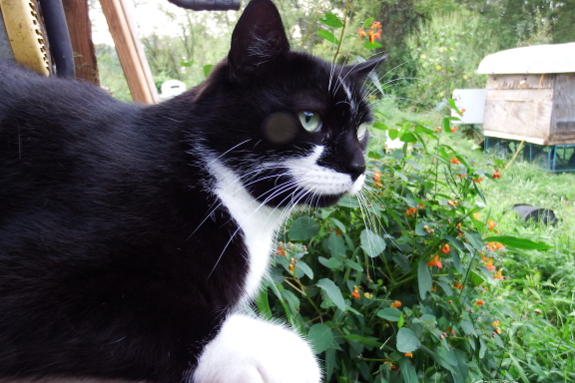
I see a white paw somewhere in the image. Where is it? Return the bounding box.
[192,314,322,383]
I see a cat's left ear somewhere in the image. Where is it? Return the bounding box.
[344,55,387,81]
[228,0,290,82]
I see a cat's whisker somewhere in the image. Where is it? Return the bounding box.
[203,139,254,165]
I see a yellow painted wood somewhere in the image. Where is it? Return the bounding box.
[0,0,49,75]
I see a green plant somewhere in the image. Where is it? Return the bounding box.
[257,107,552,382]
[405,10,497,111]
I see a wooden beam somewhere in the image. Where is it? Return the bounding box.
[100,0,158,104]
[62,0,99,85]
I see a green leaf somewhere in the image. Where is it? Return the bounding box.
[418,261,432,300]
[319,13,344,28]
[400,132,417,143]
[203,64,214,78]
[372,121,388,130]
[464,231,484,250]
[459,320,477,337]
[443,117,451,133]
[316,30,339,45]
[377,307,402,321]
[388,129,399,140]
[398,311,405,329]
[337,195,361,208]
[288,216,319,240]
[396,328,421,353]
[255,287,272,320]
[341,334,381,348]
[398,358,419,383]
[308,323,334,354]
[296,260,314,279]
[360,229,386,258]
[483,235,553,250]
[363,41,383,50]
[317,278,346,311]
[180,60,193,67]
[362,17,374,28]
[318,256,343,270]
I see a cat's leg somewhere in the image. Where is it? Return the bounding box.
[192,313,321,383]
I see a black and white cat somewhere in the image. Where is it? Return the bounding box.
[0,0,384,381]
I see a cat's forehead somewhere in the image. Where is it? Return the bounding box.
[286,54,369,119]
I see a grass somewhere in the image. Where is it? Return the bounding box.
[372,97,575,380]
[441,132,575,381]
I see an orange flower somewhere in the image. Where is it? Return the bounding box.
[373,169,382,188]
[492,320,500,327]
[406,207,418,215]
[486,241,505,251]
[492,168,501,179]
[453,282,463,290]
[450,157,461,164]
[404,352,413,358]
[440,244,450,254]
[487,219,497,230]
[476,299,485,306]
[276,246,286,256]
[357,28,367,37]
[391,300,402,308]
[427,255,443,268]
[493,270,504,280]
[418,203,425,209]
[472,177,484,183]
[371,21,382,29]
[383,361,397,370]
[450,126,459,133]
[447,200,457,208]
[351,285,361,300]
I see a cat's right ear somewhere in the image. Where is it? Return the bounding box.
[227,0,290,82]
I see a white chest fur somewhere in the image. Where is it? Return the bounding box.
[206,159,284,301]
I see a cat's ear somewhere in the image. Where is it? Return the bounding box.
[228,0,290,82]
[344,55,387,81]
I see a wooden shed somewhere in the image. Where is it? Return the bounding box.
[477,43,575,146]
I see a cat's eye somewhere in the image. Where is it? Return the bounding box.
[298,111,321,132]
[357,122,370,140]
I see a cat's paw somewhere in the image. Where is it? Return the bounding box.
[192,314,321,383]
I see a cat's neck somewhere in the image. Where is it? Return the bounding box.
[205,154,285,300]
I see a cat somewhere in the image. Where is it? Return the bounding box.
[0,0,384,381]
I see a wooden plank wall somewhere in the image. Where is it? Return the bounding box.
[551,73,575,143]
[483,74,554,145]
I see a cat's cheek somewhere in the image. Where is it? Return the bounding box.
[191,314,322,383]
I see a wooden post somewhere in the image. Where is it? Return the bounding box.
[100,0,158,104]
[62,0,99,85]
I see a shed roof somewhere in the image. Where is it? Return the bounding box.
[477,42,575,74]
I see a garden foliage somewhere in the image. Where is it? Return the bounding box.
[259,117,490,382]
[257,104,552,381]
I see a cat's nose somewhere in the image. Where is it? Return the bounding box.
[348,161,366,180]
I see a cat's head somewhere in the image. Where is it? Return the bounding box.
[197,0,385,209]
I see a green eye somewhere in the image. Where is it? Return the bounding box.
[298,111,321,132]
[357,122,370,139]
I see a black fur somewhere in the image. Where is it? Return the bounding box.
[0,0,384,381]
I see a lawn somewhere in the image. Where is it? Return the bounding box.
[420,115,575,381]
